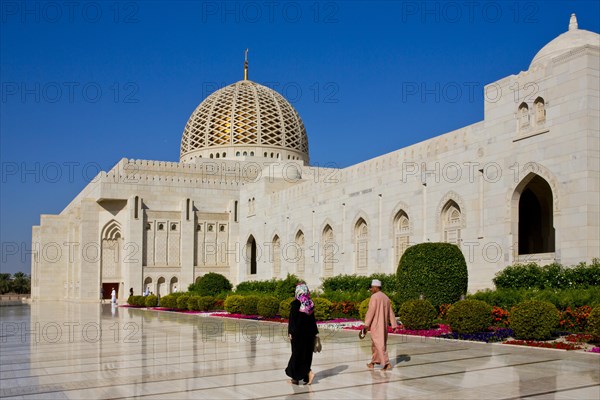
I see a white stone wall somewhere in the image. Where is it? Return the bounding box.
[31,33,600,301]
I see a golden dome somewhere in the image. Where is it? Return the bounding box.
[180,80,309,163]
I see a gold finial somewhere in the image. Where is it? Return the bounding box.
[244,49,249,80]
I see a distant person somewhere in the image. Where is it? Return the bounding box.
[285,283,318,385]
[364,279,397,370]
[129,287,134,297]
[173,286,178,293]
[111,288,117,304]
[144,287,149,296]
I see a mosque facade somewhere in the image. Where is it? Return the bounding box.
[31,15,599,302]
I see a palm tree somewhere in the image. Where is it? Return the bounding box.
[0,273,11,294]
[11,272,31,294]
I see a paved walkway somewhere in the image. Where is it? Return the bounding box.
[1,303,598,399]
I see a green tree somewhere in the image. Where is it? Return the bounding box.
[0,273,11,294]
[11,272,31,294]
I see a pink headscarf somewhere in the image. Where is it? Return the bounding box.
[295,283,314,315]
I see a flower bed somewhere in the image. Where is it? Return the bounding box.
[344,324,452,337]
[503,340,583,351]
[587,347,600,353]
[441,327,513,343]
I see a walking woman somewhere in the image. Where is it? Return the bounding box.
[285,283,318,385]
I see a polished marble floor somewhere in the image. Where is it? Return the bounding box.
[0,303,598,399]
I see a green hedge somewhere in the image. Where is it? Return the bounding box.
[240,295,261,315]
[187,295,200,311]
[197,296,215,311]
[446,300,492,334]
[313,298,332,321]
[128,295,146,307]
[510,300,560,340]
[189,273,233,296]
[279,297,295,319]
[236,279,278,294]
[397,242,468,308]
[588,306,600,339]
[398,300,436,330]
[275,274,302,300]
[224,295,245,314]
[468,287,600,310]
[322,274,397,293]
[176,294,190,310]
[145,294,158,307]
[257,296,280,318]
[493,260,600,290]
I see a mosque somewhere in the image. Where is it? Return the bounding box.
[31,15,599,302]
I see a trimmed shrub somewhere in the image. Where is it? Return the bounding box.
[493,260,600,290]
[275,274,301,300]
[187,295,200,311]
[190,273,233,296]
[145,294,158,307]
[467,288,527,310]
[396,242,468,308]
[176,294,190,310]
[159,294,172,308]
[257,296,280,318]
[469,287,600,310]
[510,300,560,340]
[587,306,600,339]
[240,295,261,315]
[236,279,278,294]
[446,300,492,334]
[359,298,370,320]
[398,299,436,330]
[313,298,333,321]
[330,301,359,319]
[224,295,245,314]
[279,297,295,318]
[197,296,214,311]
[128,295,146,306]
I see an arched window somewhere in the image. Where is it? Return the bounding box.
[272,235,281,276]
[355,218,368,271]
[534,97,545,124]
[393,211,410,265]
[518,175,554,254]
[322,225,335,276]
[442,201,462,246]
[518,102,530,129]
[295,230,305,273]
[247,235,257,275]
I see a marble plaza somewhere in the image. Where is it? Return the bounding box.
[1,303,599,399]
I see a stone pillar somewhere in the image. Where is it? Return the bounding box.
[124,195,143,300]
[180,198,195,292]
[79,199,100,302]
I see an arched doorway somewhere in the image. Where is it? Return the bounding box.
[143,277,152,295]
[157,277,166,296]
[517,175,555,254]
[170,277,179,293]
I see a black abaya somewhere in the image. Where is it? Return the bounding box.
[285,299,319,382]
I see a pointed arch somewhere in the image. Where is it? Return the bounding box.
[294,230,305,274]
[393,209,410,265]
[272,234,281,276]
[354,218,368,272]
[246,235,257,275]
[441,200,462,246]
[322,224,336,276]
[102,219,122,240]
[511,173,555,256]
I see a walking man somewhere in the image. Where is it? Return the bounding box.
[364,279,397,370]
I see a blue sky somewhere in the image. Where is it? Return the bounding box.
[1,0,599,275]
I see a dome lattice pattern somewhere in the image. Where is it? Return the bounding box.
[180,80,308,160]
